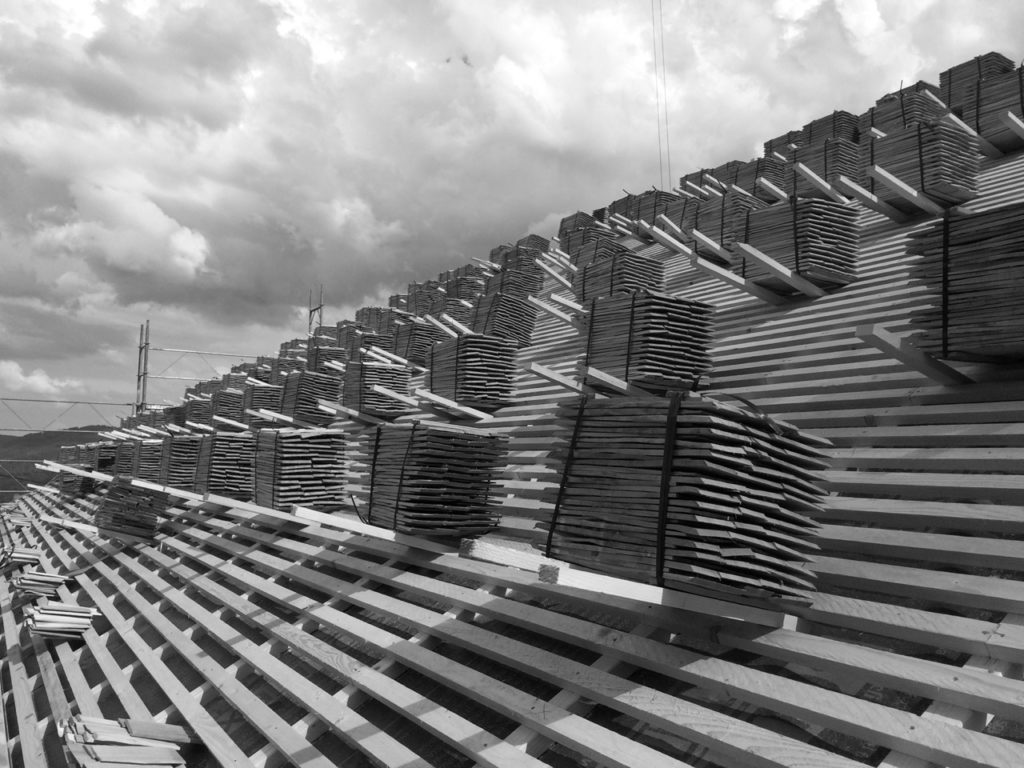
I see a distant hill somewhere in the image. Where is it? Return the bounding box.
[0,427,106,498]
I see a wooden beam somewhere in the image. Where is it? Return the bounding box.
[733,242,828,298]
[365,345,427,373]
[524,362,584,394]
[856,324,973,386]
[641,222,692,257]
[940,113,1002,158]
[756,176,789,202]
[771,150,788,162]
[413,388,492,422]
[370,384,421,409]
[527,295,581,329]
[581,367,658,397]
[212,416,249,431]
[690,228,735,264]
[687,253,790,306]
[536,259,573,290]
[549,293,586,314]
[441,313,476,335]
[865,165,945,216]
[834,175,912,223]
[1000,110,1024,142]
[424,314,459,338]
[792,162,848,203]
[184,420,215,433]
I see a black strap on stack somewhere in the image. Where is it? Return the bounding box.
[941,213,951,358]
[790,198,802,274]
[654,391,683,586]
[624,291,638,381]
[367,425,382,520]
[391,423,419,531]
[545,394,591,557]
[916,122,928,195]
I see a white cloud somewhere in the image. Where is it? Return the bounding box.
[0,361,81,395]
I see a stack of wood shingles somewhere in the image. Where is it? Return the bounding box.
[582,290,714,391]
[159,435,203,490]
[95,476,168,540]
[242,381,284,430]
[543,393,828,603]
[392,319,447,366]
[427,334,517,411]
[941,51,1017,116]
[61,715,200,768]
[960,64,1024,151]
[366,422,506,537]
[734,198,859,290]
[195,432,255,500]
[859,120,979,210]
[254,428,344,511]
[211,388,245,423]
[281,370,341,426]
[909,201,1024,361]
[343,361,414,418]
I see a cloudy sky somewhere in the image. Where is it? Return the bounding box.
[0,0,1020,432]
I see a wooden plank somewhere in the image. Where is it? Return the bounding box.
[756,176,790,202]
[866,164,946,216]
[856,324,973,385]
[0,577,47,767]
[834,174,912,222]
[733,243,828,298]
[792,162,849,203]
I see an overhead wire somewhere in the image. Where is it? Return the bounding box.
[650,0,665,189]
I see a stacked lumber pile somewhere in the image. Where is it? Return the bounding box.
[242,382,284,430]
[59,445,80,464]
[161,405,185,428]
[573,248,665,301]
[12,570,65,597]
[858,85,945,135]
[306,344,346,374]
[254,429,345,511]
[313,324,341,345]
[582,290,714,391]
[662,190,767,264]
[186,378,223,399]
[61,716,200,768]
[25,600,97,639]
[194,432,255,500]
[407,280,446,316]
[763,128,804,159]
[962,65,1024,151]
[427,295,474,326]
[559,211,597,238]
[764,110,860,157]
[392,319,446,366]
[483,266,544,301]
[131,440,165,482]
[95,477,168,540]
[342,361,414,418]
[470,292,537,348]
[251,356,275,383]
[543,393,829,603]
[636,189,680,225]
[734,157,787,201]
[517,233,551,251]
[183,398,212,427]
[268,356,304,385]
[940,51,1015,113]
[438,262,490,282]
[60,470,94,497]
[908,201,1024,360]
[278,338,306,358]
[607,192,640,220]
[387,293,408,309]
[211,388,245,423]
[158,435,203,490]
[340,326,392,362]
[281,370,342,427]
[571,235,633,272]
[735,198,859,290]
[561,226,614,263]
[355,306,408,335]
[90,443,118,472]
[114,442,135,475]
[786,138,859,197]
[443,274,486,302]
[367,422,506,537]
[860,121,979,210]
[427,334,517,411]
